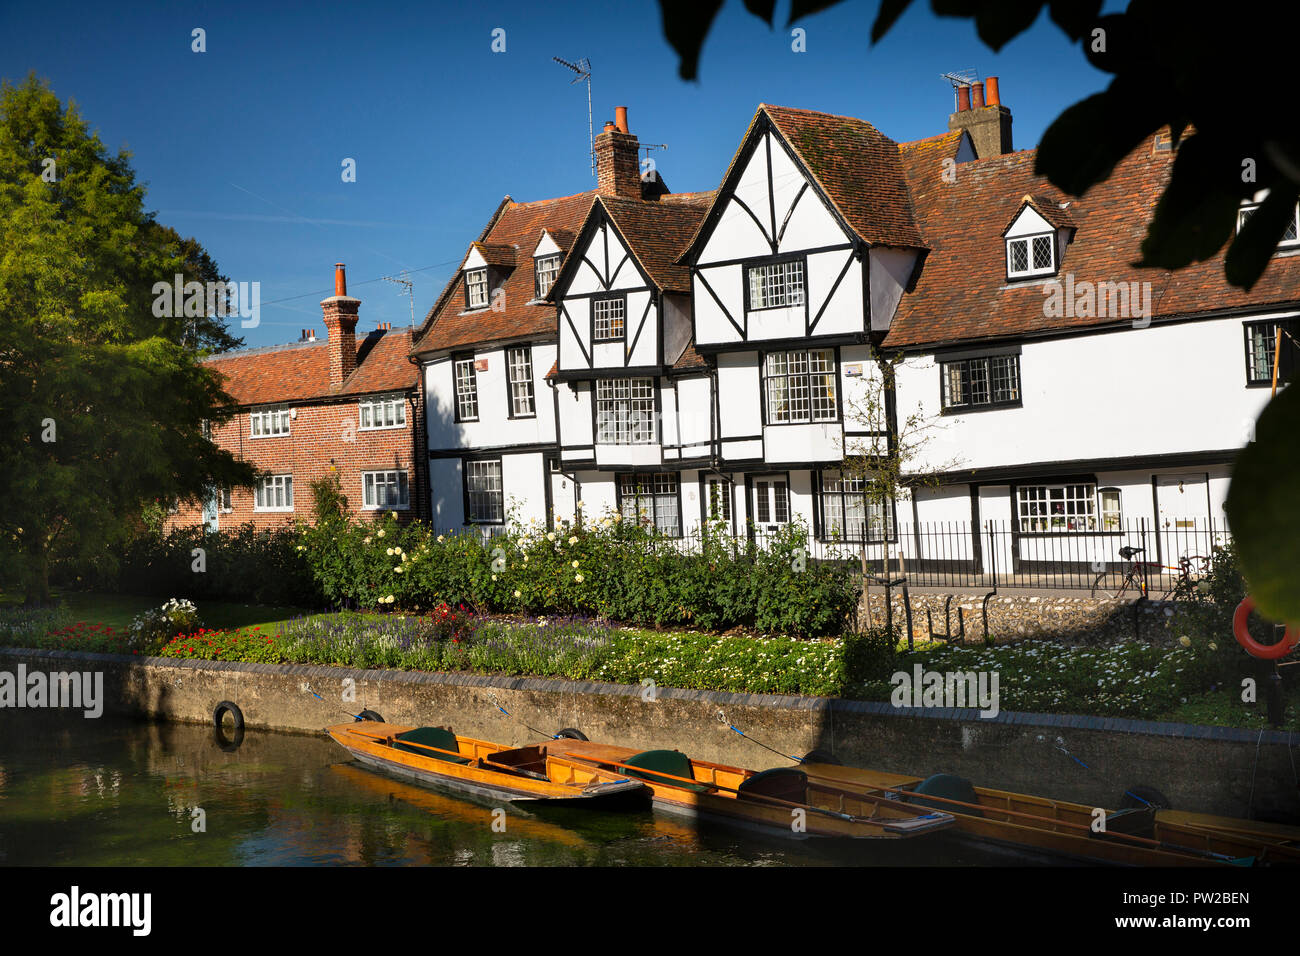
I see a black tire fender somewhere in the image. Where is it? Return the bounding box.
[555,727,588,740]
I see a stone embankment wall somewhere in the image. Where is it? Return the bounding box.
[862,589,1195,645]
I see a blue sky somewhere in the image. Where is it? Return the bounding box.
[1,0,1118,347]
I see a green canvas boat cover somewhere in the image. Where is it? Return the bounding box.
[393,726,472,764]
[622,750,711,793]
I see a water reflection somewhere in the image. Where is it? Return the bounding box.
[0,712,1046,866]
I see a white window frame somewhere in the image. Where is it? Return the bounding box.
[507,347,536,417]
[453,356,479,422]
[250,405,291,438]
[1237,202,1300,248]
[363,470,410,510]
[747,259,805,309]
[535,255,561,298]
[764,349,837,424]
[819,471,893,543]
[254,474,294,513]
[359,394,407,430]
[1006,233,1056,279]
[1016,483,1098,533]
[466,268,489,309]
[466,459,504,524]
[593,296,626,342]
[596,378,656,445]
[619,473,680,536]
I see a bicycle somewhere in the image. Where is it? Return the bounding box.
[1090,547,1210,600]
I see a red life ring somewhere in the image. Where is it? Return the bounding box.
[1233,596,1300,660]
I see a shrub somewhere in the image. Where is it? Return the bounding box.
[299,511,861,638]
[127,597,201,652]
[0,603,75,644]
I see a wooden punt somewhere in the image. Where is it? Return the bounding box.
[798,761,1300,866]
[553,739,954,840]
[326,721,650,809]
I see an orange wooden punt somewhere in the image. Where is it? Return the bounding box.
[327,721,649,809]
[797,761,1300,866]
[553,739,954,840]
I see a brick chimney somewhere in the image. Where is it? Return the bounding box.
[947,75,1013,159]
[320,263,360,389]
[595,105,642,199]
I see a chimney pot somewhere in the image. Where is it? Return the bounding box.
[957,85,971,112]
[615,106,629,134]
[971,81,985,109]
[603,120,616,132]
[985,76,1001,106]
[334,263,347,297]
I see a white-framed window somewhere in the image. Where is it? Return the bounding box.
[1006,233,1056,279]
[619,473,679,536]
[752,476,790,527]
[535,255,561,298]
[359,394,406,430]
[453,356,479,421]
[1237,202,1300,247]
[466,268,489,308]
[507,347,535,417]
[1244,319,1298,386]
[748,259,805,309]
[1098,487,1122,532]
[466,459,503,523]
[764,350,836,424]
[596,378,655,444]
[254,474,294,512]
[250,405,291,437]
[819,471,892,542]
[594,296,626,341]
[941,355,1021,410]
[1017,483,1098,533]
[706,477,732,523]
[363,470,410,510]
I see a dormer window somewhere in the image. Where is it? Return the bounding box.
[1237,202,1300,248]
[466,268,489,309]
[535,254,561,298]
[1006,234,1055,279]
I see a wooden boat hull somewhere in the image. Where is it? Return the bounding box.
[554,739,953,841]
[798,762,1293,866]
[327,722,650,810]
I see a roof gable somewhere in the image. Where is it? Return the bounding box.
[680,104,924,264]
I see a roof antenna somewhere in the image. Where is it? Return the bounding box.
[553,56,594,178]
[382,270,414,329]
[941,70,978,109]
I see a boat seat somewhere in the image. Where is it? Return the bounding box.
[393,727,472,764]
[904,773,983,818]
[621,750,711,793]
[1092,806,1156,840]
[738,767,808,804]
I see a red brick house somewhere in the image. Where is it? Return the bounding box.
[171,264,425,531]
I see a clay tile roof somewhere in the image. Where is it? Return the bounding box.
[204,328,416,407]
[601,192,713,293]
[1011,193,1076,232]
[413,190,598,355]
[761,104,925,249]
[671,342,706,371]
[541,229,575,251]
[472,241,517,266]
[885,132,1300,349]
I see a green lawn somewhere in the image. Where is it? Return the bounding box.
[1,589,313,634]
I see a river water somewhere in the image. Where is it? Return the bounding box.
[0,712,1048,866]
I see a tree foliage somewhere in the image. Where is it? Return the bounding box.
[0,74,255,603]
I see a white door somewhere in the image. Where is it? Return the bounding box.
[1156,474,1207,563]
[549,460,576,530]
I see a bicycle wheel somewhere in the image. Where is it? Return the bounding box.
[1090,571,1110,598]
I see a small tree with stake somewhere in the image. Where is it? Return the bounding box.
[838,351,961,641]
